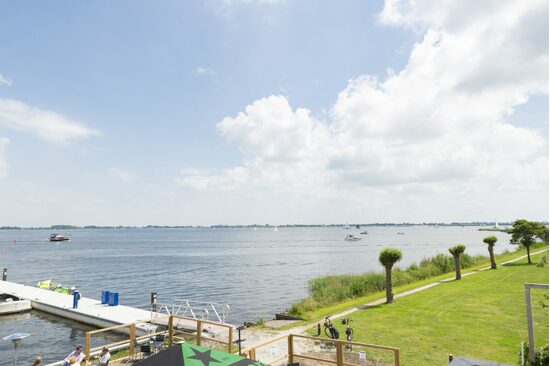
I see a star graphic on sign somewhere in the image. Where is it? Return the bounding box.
[188,348,221,366]
[228,358,260,366]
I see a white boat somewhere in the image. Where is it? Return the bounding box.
[49,233,70,242]
[345,235,362,241]
[0,294,31,315]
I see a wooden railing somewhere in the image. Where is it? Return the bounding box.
[86,319,398,365]
[242,334,400,366]
[289,334,400,366]
[84,315,234,362]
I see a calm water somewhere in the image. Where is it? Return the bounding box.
[0,226,512,364]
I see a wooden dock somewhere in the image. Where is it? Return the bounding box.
[0,280,228,335]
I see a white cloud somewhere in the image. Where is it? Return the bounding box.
[178,0,548,222]
[0,99,101,143]
[195,67,215,76]
[0,73,12,87]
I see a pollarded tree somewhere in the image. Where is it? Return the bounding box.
[448,245,466,280]
[483,236,498,269]
[379,248,403,303]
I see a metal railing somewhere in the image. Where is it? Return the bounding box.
[151,299,230,323]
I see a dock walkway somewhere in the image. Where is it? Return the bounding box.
[0,281,225,335]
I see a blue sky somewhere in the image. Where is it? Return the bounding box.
[0,0,547,226]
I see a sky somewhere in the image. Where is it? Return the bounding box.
[0,0,548,226]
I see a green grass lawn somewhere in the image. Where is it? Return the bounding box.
[307,251,549,365]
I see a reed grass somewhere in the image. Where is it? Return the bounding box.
[290,252,494,315]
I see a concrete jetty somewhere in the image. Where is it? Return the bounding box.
[0,280,217,335]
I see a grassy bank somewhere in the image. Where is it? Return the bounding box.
[306,251,549,365]
[290,245,546,317]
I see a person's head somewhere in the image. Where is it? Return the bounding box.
[102,347,109,354]
[75,345,83,354]
[69,356,77,364]
[32,356,43,366]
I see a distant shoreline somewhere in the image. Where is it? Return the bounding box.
[0,222,536,230]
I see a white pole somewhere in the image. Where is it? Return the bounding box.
[521,341,524,366]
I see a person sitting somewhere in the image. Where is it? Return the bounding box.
[64,345,84,366]
[96,347,110,366]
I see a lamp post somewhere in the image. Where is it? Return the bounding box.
[236,325,245,356]
[3,333,30,366]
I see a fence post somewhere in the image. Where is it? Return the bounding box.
[129,323,136,356]
[336,341,344,366]
[168,315,174,346]
[250,348,256,360]
[394,348,401,366]
[196,320,202,346]
[85,332,91,361]
[228,326,233,353]
[288,335,294,364]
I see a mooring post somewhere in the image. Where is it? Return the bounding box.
[151,291,157,312]
[2,268,7,281]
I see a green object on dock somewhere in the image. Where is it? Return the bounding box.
[36,279,73,294]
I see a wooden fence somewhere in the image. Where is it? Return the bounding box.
[241,334,400,366]
[84,315,234,362]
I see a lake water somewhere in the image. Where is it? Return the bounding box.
[0,226,512,364]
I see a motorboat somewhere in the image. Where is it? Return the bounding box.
[397,232,405,235]
[49,233,70,242]
[0,294,31,315]
[360,231,368,235]
[345,235,363,241]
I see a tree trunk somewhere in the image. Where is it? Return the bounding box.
[453,254,461,280]
[488,245,497,269]
[385,265,393,303]
[527,245,531,264]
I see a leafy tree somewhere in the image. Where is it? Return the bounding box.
[510,220,548,264]
[379,248,403,303]
[483,236,498,269]
[448,245,466,280]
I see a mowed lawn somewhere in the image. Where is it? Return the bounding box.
[320,251,549,365]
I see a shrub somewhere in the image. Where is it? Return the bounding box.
[520,343,549,366]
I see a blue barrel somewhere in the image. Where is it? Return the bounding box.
[73,290,80,309]
[108,292,119,306]
[101,291,110,304]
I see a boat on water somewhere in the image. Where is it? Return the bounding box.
[49,233,70,242]
[360,231,368,235]
[397,232,405,235]
[37,279,77,295]
[0,294,31,315]
[345,234,363,241]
